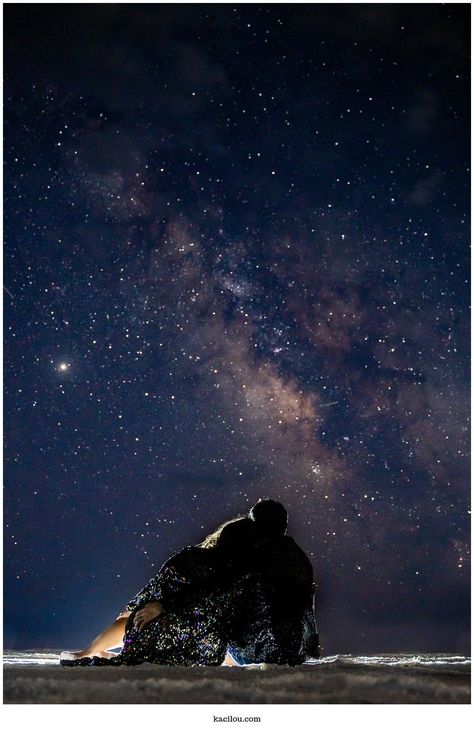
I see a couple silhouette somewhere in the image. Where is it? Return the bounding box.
[60,499,320,666]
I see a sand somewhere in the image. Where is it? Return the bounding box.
[3,653,470,704]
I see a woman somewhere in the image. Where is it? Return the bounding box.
[60,515,260,667]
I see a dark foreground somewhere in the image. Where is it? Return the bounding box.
[3,653,470,704]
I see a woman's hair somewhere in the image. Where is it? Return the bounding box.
[198,515,255,550]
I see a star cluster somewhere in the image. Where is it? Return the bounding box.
[4,4,470,653]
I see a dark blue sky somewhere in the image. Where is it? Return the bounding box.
[4,4,470,654]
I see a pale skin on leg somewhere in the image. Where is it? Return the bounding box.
[70,611,132,659]
[70,601,164,659]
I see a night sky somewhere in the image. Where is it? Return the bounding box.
[4,4,470,655]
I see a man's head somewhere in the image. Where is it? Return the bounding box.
[249,499,288,537]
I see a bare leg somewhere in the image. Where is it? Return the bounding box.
[67,612,131,659]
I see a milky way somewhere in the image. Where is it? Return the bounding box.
[4,4,470,654]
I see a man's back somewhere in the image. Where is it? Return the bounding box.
[228,534,320,664]
[254,534,314,600]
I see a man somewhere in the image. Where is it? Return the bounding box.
[225,499,320,665]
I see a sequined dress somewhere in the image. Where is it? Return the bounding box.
[65,545,260,667]
[62,538,319,667]
[120,545,249,666]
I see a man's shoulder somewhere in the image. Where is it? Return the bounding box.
[273,534,308,553]
[257,535,312,563]
[283,536,313,563]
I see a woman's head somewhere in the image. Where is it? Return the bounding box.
[198,499,288,554]
[199,516,256,555]
[216,517,256,555]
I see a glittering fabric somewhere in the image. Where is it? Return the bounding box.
[61,538,319,667]
[124,546,223,615]
[62,546,259,667]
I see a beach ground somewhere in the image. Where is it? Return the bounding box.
[3,656,470,704]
